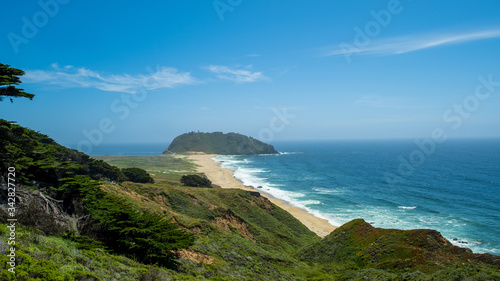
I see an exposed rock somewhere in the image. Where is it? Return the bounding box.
[213,209,255,241]
[177,249,215,264]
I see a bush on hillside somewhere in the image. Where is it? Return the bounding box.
[180,175,212,188]
[84,193,194,268]
[122,167,154,183]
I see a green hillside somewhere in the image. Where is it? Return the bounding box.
[0,120,195,277]
[1,120,499,280]
[165,132,279,155]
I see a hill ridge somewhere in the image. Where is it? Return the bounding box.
[297,218,500,273]
[164,131,279,155]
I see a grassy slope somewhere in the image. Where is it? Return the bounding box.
[0,224,188,281]
[93,155,334,279]
[102,179,321,280]
[298,219,500,279]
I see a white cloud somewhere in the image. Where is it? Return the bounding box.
[326,28,500,57]
[206,65,267,83]
[24,64,197,94]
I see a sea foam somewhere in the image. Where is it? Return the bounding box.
[398,206,417,210]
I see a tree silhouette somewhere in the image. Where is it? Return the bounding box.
[0,63,34,102]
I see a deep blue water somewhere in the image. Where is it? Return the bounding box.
[87,139,500,255]
[214,139,500,255]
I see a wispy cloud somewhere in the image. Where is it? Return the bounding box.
[206,65,267,83]
[326,28,500,57]
[24,63,197,93]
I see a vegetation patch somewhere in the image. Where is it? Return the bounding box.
[181,174,212,188]
[122,167,154,183]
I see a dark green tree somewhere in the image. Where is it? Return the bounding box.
[85,194,194,268]
[181,174,212,187]
[122,167,154,183]
[0,63,34,102]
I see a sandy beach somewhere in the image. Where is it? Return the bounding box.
[176,153,337,237]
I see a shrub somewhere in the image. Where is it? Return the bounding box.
[85,194,194,269]
[122,167,154,183]
[180,175,212,188]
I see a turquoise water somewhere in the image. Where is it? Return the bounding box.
[214,139,500,255]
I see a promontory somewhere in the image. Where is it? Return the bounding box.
[164,132,279,155]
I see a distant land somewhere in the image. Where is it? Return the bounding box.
[164,132,279,155]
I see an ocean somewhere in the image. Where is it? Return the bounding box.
[214,139,500,256]
[88,139,500,255]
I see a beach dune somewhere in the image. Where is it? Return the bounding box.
[176,153,337,237]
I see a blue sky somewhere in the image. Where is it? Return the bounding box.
[1,0,500,152]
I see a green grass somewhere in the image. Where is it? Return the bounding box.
[93,154,196,184]
[0,223,193,281]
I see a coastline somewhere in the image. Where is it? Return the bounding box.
[175,152,338,237]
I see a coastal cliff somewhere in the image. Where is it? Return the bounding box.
[164,131,279,155]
